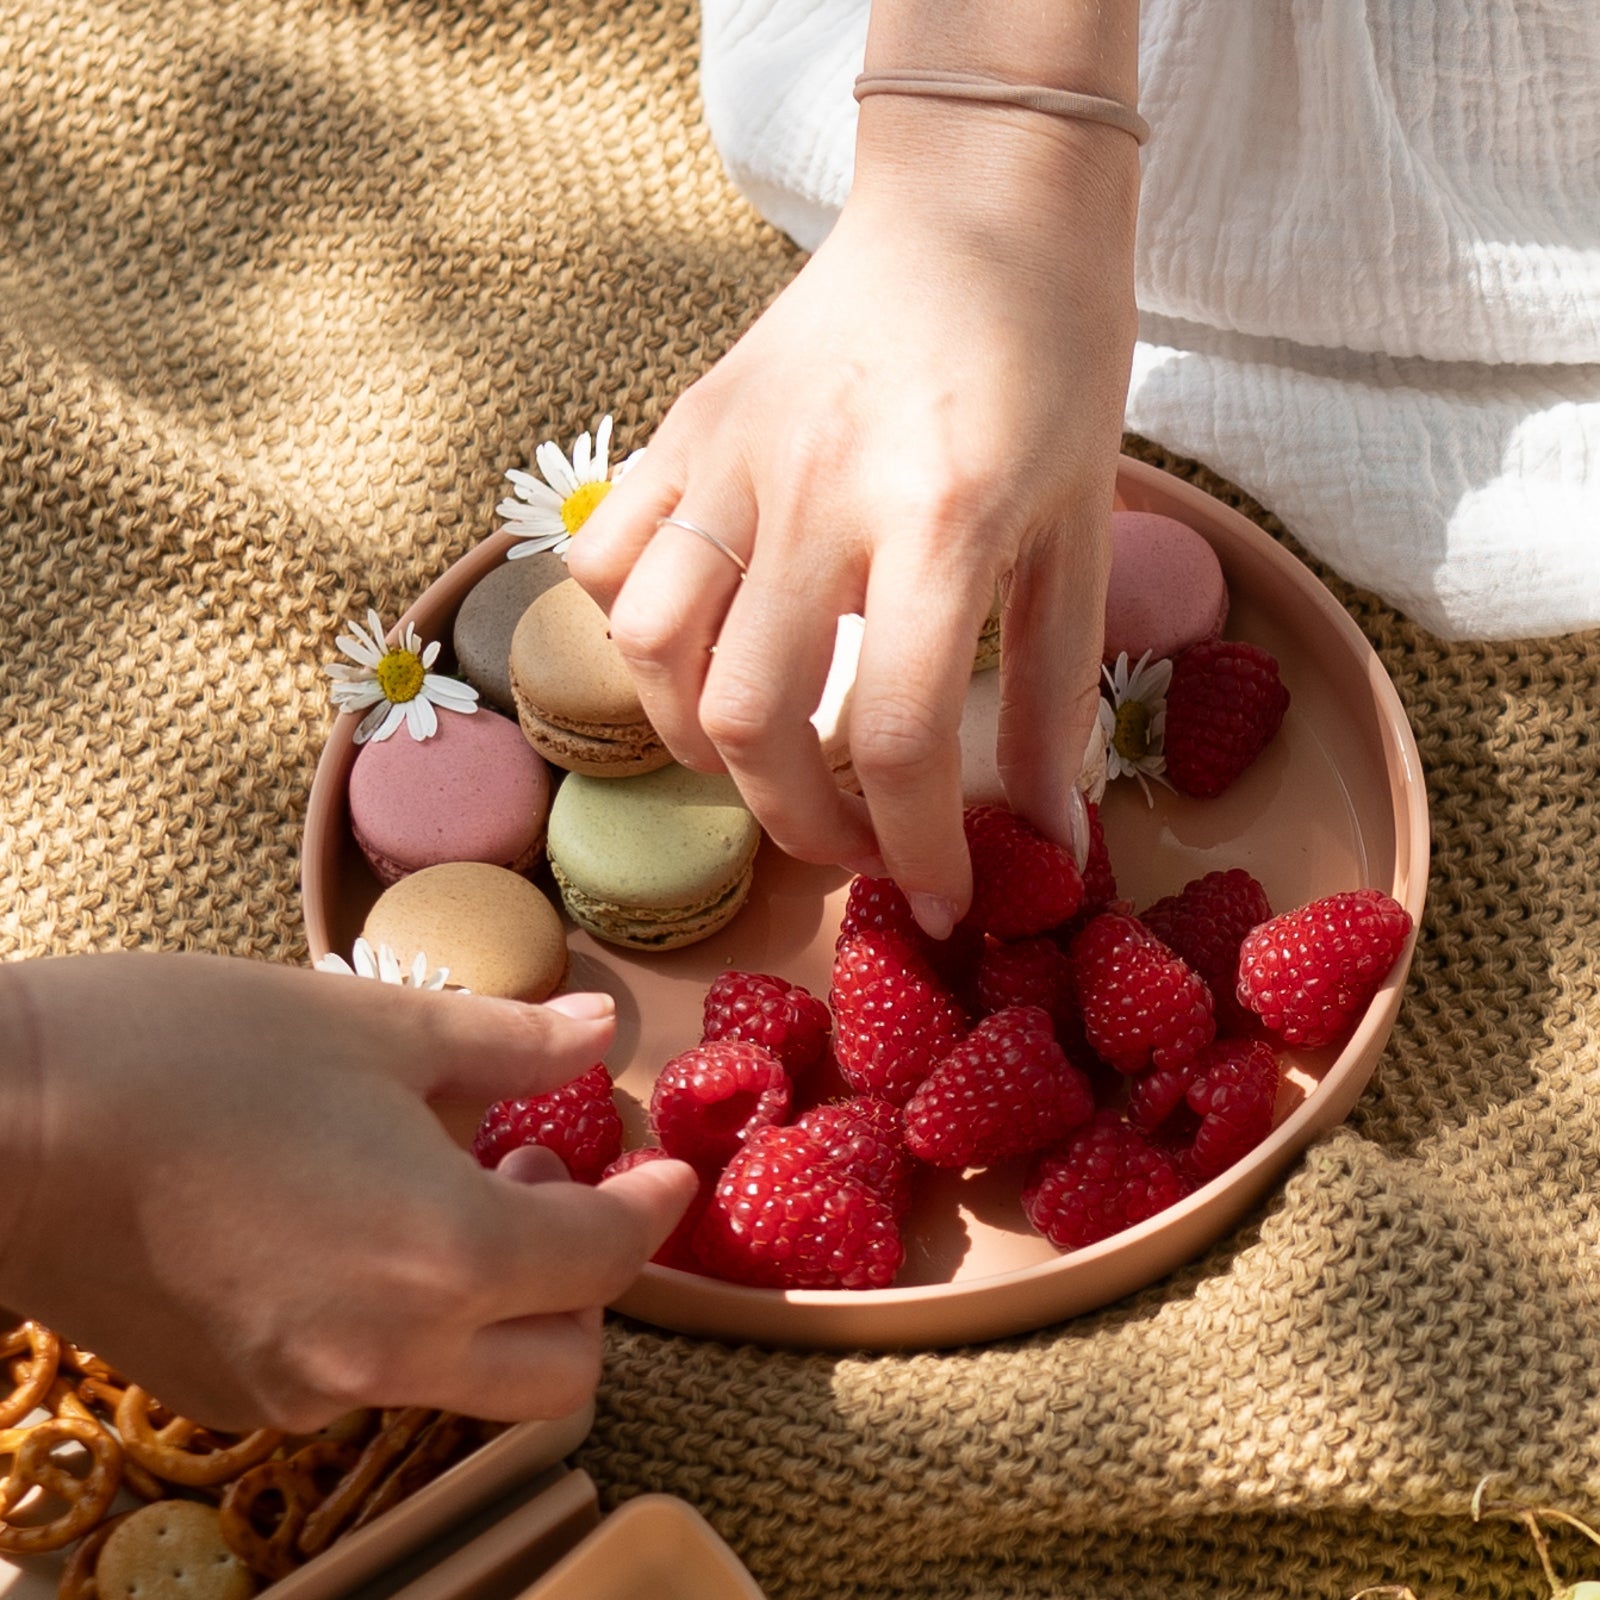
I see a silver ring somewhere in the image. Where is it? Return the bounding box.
[656,515,749,579]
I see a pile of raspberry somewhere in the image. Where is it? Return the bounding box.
[472,796,1413,1292]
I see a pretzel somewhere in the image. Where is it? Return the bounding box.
[294,1407,434,1559]
[0,1322,61,1427]
[57,1509,134,1600]
[44,1377,165,1503]
[58,1344,125,1388]
[347,1411,475,1532]
[218,1439,362,1581]
[115,1386,283,1488]
[0,1415,122,1555]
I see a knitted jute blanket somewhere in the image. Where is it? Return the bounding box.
[3,3,1597,1597]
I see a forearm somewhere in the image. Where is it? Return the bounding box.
[864,0,1140,101]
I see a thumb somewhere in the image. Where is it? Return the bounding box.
[378,987,620,1103]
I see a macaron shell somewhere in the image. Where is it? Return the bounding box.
[546,764,760,948]
[1103,510,1229,664]
[509,578,669,774]
[361,861,569,1000]
[452,549,569,713]
[347,707,551,883]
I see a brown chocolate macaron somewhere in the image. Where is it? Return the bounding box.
[509,578,671,777]
[452,548,568,714]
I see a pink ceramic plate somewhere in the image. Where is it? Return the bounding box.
[302,455,1429,1352]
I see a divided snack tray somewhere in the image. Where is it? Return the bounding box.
[302,452,1430,1352]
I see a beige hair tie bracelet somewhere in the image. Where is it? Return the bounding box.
[852,69,1150,146]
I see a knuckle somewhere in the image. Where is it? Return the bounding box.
[851,692,948,789]
[606,593,683,670]
[699,676,782,759]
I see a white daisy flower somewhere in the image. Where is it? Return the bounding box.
[325,607,479,744]
[497,413,645,559]
[1097,650,1173,804]
[314,937,456,991]
[1077,714,1110,808]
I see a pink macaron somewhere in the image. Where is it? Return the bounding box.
[1102,511,1229,664]
[348,706,553,886]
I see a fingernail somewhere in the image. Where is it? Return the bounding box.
[544,991,616,1022]
[906,892,959,943]
[1067,786,1092,873]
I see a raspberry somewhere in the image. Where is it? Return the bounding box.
[973,936,1078,1033]
[794,1096,912,1219]
[903,1006,1095,1170]
[1162,639,1290,799]
[472,1063,623,1184]
[701,969,831,1078]
[601,1147,710,1270]
[648,1041,792,1174]
[1141,868,1273,1034]
[961,804,1084,940]
[1068,912,1216,1075]
[1126,1055,1206,1133]
[1022,1111,1186,1252]
[1183,1038,1281,1179]
[830,929,968,1106]
[692,1124,904,1290]
[838,875,983,988]
[1236,888,1413,1047]
[1078,801,1119,918]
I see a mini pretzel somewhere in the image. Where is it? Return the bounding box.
[0,1415,122,1555]
[295,1407,433,1559]
[44,1377,165,1503]
[58,1345,124,1387]
[0,1322,61,1427]
[57,1509,134,1600]
[348,1412,474,1532]
[115,1386,283,1488]
[218,1439,360,1581]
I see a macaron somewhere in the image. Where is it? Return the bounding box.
[348,706,552,886]
[509,578,671,777]
[1103,511,1229,665]
[362,861,569,1000]
[546,764,761,951]
[452,549,569,714]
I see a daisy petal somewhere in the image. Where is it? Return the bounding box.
[536,440,580,498]
[406,696,439,740]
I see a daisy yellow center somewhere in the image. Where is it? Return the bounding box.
[1112,699,1154,761]
[375,648,426,704]
[562,479,613,534]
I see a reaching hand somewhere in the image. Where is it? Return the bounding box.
[570,103,1138,938]
[0,952,696,1431]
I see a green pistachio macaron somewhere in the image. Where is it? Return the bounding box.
[546,764,761,950]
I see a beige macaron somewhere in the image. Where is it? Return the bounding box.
[362,861,569,1000]
[509,578,671,777]
[95,1501,257,1600]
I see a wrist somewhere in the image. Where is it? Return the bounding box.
[846,96,1139,289]
[0,962,46,1304]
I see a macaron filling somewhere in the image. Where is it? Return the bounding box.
[551,857,757,950]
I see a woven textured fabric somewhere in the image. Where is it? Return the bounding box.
[3,3,1599,1597]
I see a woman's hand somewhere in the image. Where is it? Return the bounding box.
[0,952,696,1432]
[569,100,1138,937]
